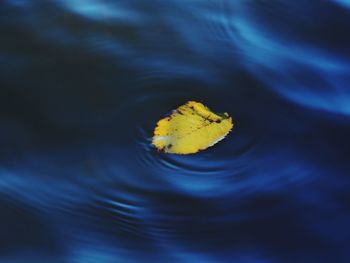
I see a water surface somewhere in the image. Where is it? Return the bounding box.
[1,1,350,262]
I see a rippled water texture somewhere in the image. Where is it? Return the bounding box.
[1,1,350,262]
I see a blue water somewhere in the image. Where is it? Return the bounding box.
[1,1,350,262]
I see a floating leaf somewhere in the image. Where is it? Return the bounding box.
[152,101,234,154]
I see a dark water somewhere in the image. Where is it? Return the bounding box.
[1,0,350,262]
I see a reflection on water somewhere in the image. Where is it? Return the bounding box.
[1,0,350,262]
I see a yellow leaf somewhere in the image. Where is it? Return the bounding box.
[152,101,234,154]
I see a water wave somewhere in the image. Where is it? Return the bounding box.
[1,0,350,262]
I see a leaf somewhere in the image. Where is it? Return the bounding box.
[152,101,234,154]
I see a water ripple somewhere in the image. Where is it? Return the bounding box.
[1,0,350,262]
